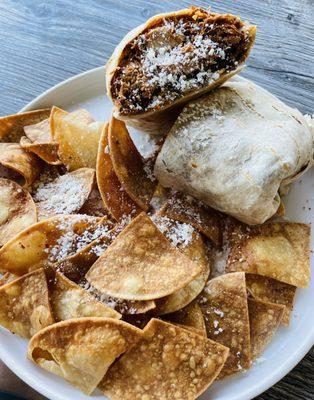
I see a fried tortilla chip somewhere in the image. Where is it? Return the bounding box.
[109,117,156,210]
[20,136,60,165]
[101,318,229,400]
[20,118,60,165]
[246,274,296,325]
[49,271,121,321]
[156,231,210,314]
[79,187,110,217]
[173,323,206,337]
[159,192,222,246]
[50,106,103,170]
[81,280,156,316]
[86,213,202,301]
[0,143,42,187]
[0,109,51,142]
[32,168,95,220]
[28,317,143,395]
[54,224,118,282]
[199,272,251,378]
[0,269,54,338]
[226,222,310,287]
[0,178,37,246]
[248,299,285,360]
[165,301,207,336]
[97,124,140,221]
[0,214,111,275]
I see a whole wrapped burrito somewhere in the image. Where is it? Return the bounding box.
[106,7,256,134]
[154,80,313,224]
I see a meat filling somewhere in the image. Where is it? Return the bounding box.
[111,12,253,115]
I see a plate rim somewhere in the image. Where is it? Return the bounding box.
[0,66,312,400]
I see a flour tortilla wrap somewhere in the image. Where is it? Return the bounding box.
[106,7,256,134]
[155,79,313,224]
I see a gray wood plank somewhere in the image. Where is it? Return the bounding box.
[0,1,313,400]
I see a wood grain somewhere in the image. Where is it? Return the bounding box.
[0,1,313,400]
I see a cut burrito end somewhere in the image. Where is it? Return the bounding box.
[107,7,256,118]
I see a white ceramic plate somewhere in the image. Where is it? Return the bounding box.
[0,67,313,400]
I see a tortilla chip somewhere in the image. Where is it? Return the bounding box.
[0,214,111,275]
[32,168,95,220]
[49,271,121,321]
[54,222,120,282]
[86,213,202,301]
[165,301,207,336]
[0,178,37,246]
[156,231,210,314]
[0,143,42,187]
[248,299,285,360]
[79,187,110,217]
[199,272,251,378]
[172,323,206,337]
[101,318,229,400]
[159,192,222,246]
[226,222,310,287]
[0,109,51,142]
[81,280,156,316]
[28,317,143,394]
[0,269,54,338]
[20,136,60,165]
[109,117,156,210]
[246,274,296,325]
[50,106,103,170]
[20,118,60,165]
[97,123,140,221]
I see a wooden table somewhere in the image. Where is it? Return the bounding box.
[0,1,313,399]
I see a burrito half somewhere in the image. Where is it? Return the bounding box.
[154,80,313,224]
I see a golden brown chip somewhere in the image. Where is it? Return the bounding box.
[24,117,51,143]
[199,272,251,378]
[20,118,60,165]
[0,178,37,246]
[165,300,207,336]
[82,281,156,316]
[156,231,210,314]
[49,271,121,321]
[246,273,296,325]
[28,317,143,395]
[50,106,103,170]
[32,168,95,220]
[79,187,110,217]
[0,143,42,187]
[248,299,285,360]
[97,123,141,222]
[0,109,51,142]
[173,323,206,337]
[20,136,60,165]
[86,212,202,301]
[159,192,222,246]
[0,214,111,275]
[226,222,310,287]
[100,318,229,400]
[0,269,54,338]
[109,117,156,210]
[53,221,120,283]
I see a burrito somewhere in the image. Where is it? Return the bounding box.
[154,80,313,224]
[106,7,256,134]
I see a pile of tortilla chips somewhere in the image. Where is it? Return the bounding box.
[0,107,311,399]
